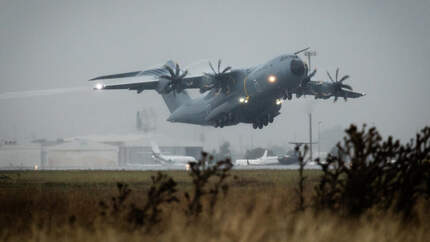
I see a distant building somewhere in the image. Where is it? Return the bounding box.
[45,141,118,169]
[68,133,203,167]
[0,143,41,169]
[0,133,202,169]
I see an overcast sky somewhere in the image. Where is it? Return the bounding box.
[0,0,429,151]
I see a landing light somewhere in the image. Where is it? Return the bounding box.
[239,96,249,104]
[275,98,283,105]
[268,75,277,83]
[94,83,104,90]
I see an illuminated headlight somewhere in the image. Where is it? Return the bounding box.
[268,75,277,83]
[239,96,249,104]
[275,98,283,105]
[94,83,104,90]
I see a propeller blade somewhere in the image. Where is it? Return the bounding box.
[339,75,350,82]
[222,66,232,74]
[217,59,221,73]
[175,63,180,76]
[164,65,175,77]
[327,71,334,82]
[309,69,317,78]
[335,68,339,82]
[301,69,317,87]
[179,70,188,79]
[341,84,353,90]
[209,62,216,74]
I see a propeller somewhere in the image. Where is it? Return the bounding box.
[302,69,317,86]
[295,68,317,98]
[327,68,352,102]
[202,59,234,94]
[159,63,188,94]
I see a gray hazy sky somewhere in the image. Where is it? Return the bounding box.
[0,0,429,150]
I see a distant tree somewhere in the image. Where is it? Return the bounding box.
[218,142,231,158]
[269,145,288,156]
[211,142,232,162]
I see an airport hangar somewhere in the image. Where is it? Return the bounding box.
[0,134,202,169]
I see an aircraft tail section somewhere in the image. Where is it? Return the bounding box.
[161,91,191,113]
[261,150,268,159]
[150,141,161,156]
[159,60,192,113]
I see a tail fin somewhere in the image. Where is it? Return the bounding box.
[161,92,191,113]
[159,60,192,113]
[150,141,161,156]
[261,150,268,159]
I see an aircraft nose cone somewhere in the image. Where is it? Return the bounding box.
[290,59,305,76]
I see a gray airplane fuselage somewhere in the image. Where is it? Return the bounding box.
[90,49,364,129]
[167,54,306,126]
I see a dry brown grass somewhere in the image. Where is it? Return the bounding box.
[0,170,429,242]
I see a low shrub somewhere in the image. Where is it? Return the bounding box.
[313,125,430,219]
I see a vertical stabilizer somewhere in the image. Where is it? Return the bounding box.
[158,60,192,113]
[150,141,161,156]
[161,91,191,113]
[261,150,268,159]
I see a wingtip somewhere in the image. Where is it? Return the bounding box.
[93,83,105,90]
[89,76,103,81]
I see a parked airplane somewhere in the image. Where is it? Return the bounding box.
[90,48,364,129]
[278,142,318,165]
[235,150,279,166]
[150,141,197,165]
[277,150,319,165]
[277,149,300,165]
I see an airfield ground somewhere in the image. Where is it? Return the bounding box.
[0,170,429,242]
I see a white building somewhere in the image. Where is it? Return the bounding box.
[45,140,118,169]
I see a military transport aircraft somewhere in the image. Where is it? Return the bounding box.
[90,48,364,129]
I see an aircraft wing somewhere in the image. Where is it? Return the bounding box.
[89,59,206,93]
[99,81,159,93]
[93,76,204,93]
[295,81,365,100]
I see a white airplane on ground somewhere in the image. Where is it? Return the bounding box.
[235,150,279,166]
[150,141,197,165]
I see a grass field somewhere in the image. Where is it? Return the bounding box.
[0,170,429,242]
